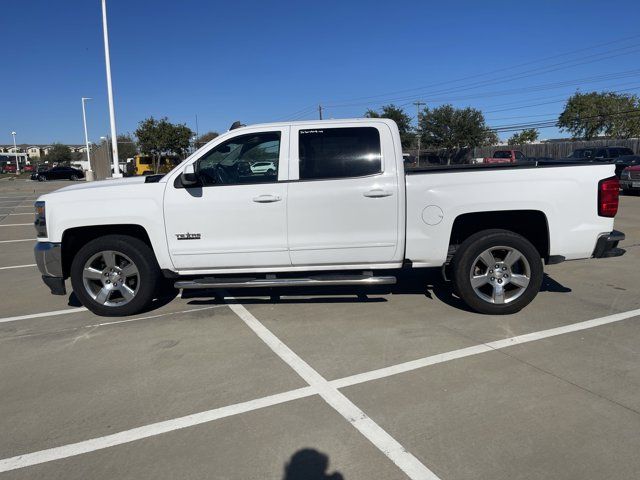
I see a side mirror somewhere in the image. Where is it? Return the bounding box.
[180,163,199,187]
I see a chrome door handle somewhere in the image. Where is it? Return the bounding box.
[363,189,393,198]
[253,194,282,203]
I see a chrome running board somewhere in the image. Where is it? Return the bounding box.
[175,274,396,290]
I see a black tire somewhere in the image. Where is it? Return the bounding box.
[70,174,78,181]
[451,229,543,315]
[37,175,46,182]
[70,235,162,317]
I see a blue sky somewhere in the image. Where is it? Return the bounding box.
[3,0,640,144]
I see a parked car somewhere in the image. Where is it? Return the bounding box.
[1,162,17,174]
[31,166,84,181]
[620,165,640,194]
[613,155,640,177]
[34,118,624,317]
[567,146,634,162]
[23,164,35,173]
[249,161,277,175]
[482,150,527,164]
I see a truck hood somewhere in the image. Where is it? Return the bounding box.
[47,176,152,194]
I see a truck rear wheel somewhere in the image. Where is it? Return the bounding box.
[451,229,543,315]
[70,235,162,317]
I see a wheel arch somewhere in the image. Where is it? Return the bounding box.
[61,224,153,278]
[449,210,550,262]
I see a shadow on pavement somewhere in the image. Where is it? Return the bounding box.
[65,268,571,315]
[283,449,344,480]
[181,269,571,313]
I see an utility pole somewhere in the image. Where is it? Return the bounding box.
[101,0,121,178]
[413,101,425,166]
[318,104,323,120]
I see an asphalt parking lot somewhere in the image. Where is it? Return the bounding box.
[0,177,639,480]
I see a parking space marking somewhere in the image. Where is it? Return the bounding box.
[2,305,230,341]
[0,386,316,473]
[331,307,640,389]
[1,306,639,475]
[228,302,440,480]
[0,308,88,324]
[0,238,34,243]
[7,213,33,216]
[0,223,32,227]
[0,264,36,270]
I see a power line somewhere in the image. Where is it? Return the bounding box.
[321,41,640,109]
[376,69,640,107]
[489,108,640,133]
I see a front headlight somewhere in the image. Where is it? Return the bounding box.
[34,201,47,237]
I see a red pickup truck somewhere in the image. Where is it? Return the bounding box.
[482,150,527,164]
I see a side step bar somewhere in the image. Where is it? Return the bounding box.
[175,274,397,290]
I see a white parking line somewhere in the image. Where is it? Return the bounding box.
[0,308,88,324]
[228,302,440,480]
[1,307,639,474]
[0,386,316,473]
[0,238,33,243]
[332,307,640,389]
[0,223,32,227]
[7,213,33,216]
[0,263,36,270]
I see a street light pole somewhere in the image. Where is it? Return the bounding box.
[101,0,121,178]
[11,132,19,175]
[81,97,93,180]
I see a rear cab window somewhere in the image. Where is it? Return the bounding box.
[296,127,382,180]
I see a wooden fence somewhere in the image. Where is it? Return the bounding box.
[406,138,640,164]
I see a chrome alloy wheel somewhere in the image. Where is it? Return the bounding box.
[469,246,531,304]
[82,250,140,306]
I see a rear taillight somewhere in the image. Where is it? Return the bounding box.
[598,176,620,217]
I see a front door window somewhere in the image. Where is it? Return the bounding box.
[197,132,280,186]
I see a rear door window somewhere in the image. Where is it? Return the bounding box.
[298,127,382,180]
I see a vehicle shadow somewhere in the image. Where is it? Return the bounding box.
[282,449,344,480]
[67,290,179,313]
[182,269,571,312]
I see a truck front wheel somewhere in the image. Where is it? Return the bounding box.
[70,235,162,317]
[451,229,543,315]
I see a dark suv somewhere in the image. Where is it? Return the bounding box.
[567,147,635,176]
[567,146,633,160]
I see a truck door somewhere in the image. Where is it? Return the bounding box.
[287,122,401,266]
[163,127,290,270]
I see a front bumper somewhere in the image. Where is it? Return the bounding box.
[34,242,67,295]
[592,230,626,259]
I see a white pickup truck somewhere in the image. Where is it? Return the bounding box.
[34,119,625,317]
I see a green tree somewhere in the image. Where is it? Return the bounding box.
[42,143,72,164]
[365,104,414,148]
[195,131,219,148]
[419,105,497,162]
[135,117,193,173]
[558,91,640,140]
[117,134,137,162]
[507,128,539,146]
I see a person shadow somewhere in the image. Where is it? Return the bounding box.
[283,449,344,480]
